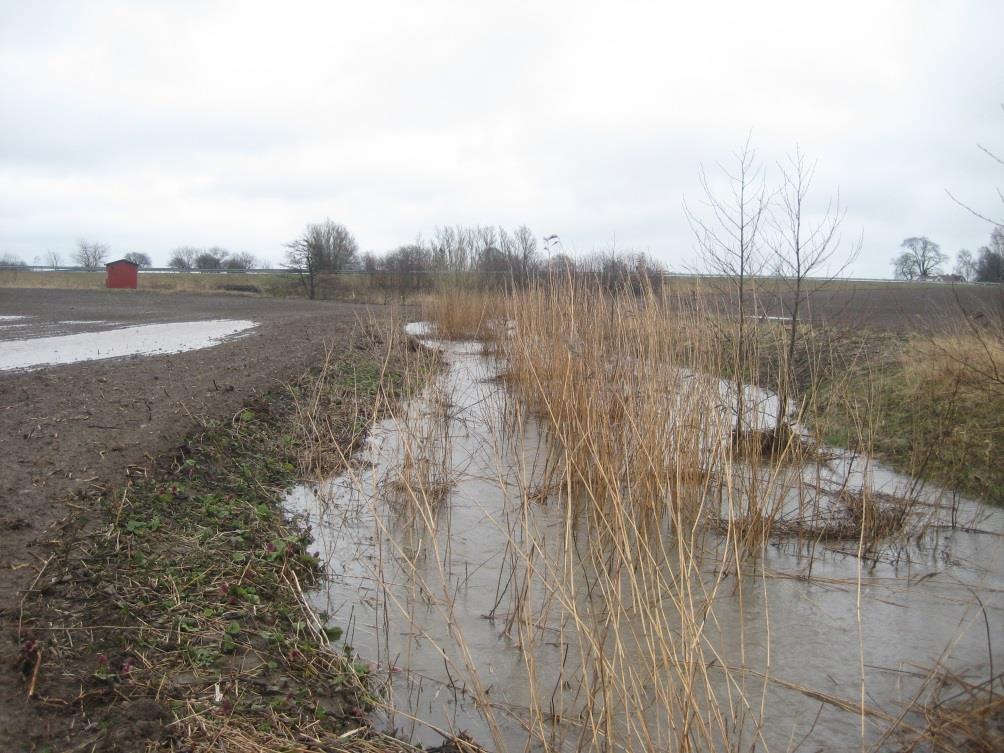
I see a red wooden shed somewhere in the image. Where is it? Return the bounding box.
[105,259,139,289]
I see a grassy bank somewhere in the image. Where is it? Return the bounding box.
[811,328,1004,505]
[15,322,435,753]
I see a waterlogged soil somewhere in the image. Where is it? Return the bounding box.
[288,325,1004,752]
[0,287,395,750]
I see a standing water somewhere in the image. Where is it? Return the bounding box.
[0,319,256,371]
[286,323,1003,752]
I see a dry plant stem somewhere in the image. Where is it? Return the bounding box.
[26,648,42,698]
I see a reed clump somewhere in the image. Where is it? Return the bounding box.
[492,278,840,551]
[387,278,865,751]
[350,279,984,753]
[383,378,455,510]
[420,286,504,340]
[895,670,1004,753]
[728,488,911,548]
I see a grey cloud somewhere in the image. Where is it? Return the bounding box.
[1,1,1003,274]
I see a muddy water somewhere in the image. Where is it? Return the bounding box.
[286,325,1004,752]
[0,319,256,371]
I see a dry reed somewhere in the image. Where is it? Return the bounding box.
[348,276,984,753]
[284,278,998,753]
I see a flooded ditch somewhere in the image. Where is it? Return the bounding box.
[286,323,1003,752]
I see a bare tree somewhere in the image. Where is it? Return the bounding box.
[194,247,229,271]
[361,251,379,274]
[74,240,109,270]
[169,246,198,270]
[195,252,222,271]
[686,138,770,441]
[946,112,1004,283]
[45,249,62,269]
[383,243,432,298]
[548,252,575,276]
[892,253,918,280]
[0,252,27,268]
[687,139,769,316]
[767,149,859,427]
[513,224,538,284]
[124,252,152,267]
[285,220,359,299]
[946,104,1004,228]
[974,229,1004,282]
[430,225,470,276]
[893,237,946,280]
[223,252,257,270]
[954,249,976,281]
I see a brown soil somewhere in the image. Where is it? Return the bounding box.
[690,279,1004,332]
[0,288,391,750]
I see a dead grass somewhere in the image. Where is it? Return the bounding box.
[419,286,504,340]
[812,323,1004,505]
[892,670,1004,753]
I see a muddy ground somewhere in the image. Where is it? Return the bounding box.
[0,288,394,750]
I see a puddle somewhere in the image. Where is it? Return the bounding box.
[287,324,1003,752]
[0,315,25,321]
[0,319,256,371]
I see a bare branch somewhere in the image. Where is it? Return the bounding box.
[945,189,1004,227]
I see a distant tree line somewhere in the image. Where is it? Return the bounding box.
[283,218,667,300]
[0,252,28,268]
[2,244,258,272]
[168,246,258,271]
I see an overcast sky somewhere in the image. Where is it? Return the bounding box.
[1,1,1002,275]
